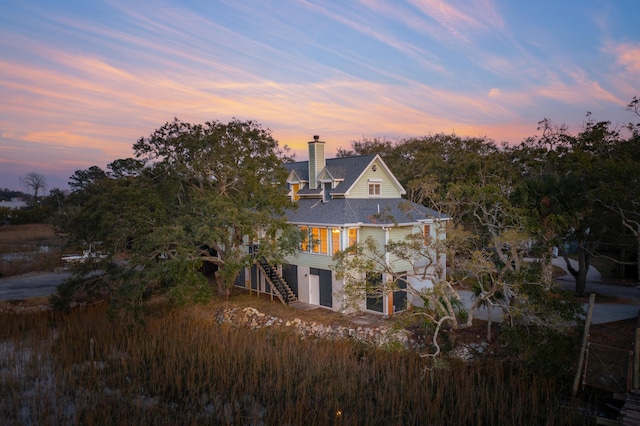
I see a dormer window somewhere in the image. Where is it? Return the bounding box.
[368,179,382,197]
[290,183,301,201]
[323,182,332,202]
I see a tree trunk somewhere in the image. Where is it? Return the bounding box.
[215,273,229,299]
[541,245,555,290]
[564,242,590,297]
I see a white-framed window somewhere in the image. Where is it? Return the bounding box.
[348,228,358,247]
[368,182,381,196]
[300,226,309,251]
[323,181,332,202]
[331,228,341,255]
[423,224,431,246]
[299,226,329,255]
[290,183,300,201]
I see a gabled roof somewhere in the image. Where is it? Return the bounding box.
[317,168,337,183]
[324,155,376,195]
[285,198,448,227]
[285,161,309,183]
[285,154,405,196]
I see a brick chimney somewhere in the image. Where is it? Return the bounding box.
[308,135,325,189]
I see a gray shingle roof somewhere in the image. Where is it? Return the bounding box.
[284,161,309,182]
[286,198,447,226]
[285,154,376,193]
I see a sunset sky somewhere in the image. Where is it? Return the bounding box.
[1,0,639,191]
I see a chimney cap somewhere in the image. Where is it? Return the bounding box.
[313,135,320,141]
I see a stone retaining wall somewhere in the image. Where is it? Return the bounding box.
[213,306,426,350]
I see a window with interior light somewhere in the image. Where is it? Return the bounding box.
[348,228,358,247]
[300,226,330,255]
[290,183,300,201]
[331,228,341,254]
[312,228,328,254]
[300,226,308,251]
[423,224,431,246]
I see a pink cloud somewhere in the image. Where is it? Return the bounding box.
[613,43,640,73]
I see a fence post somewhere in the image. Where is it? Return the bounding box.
[634,310,640,390]
[572,293,596,398]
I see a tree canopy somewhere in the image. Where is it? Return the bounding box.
[54,118,299,321]
[338,99,640,299]
[53,100,640,324]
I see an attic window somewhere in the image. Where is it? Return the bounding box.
[368,182,381,196]
[372,164,377,172]
[368,179,382,197]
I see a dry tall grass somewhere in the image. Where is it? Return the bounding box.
[0,302,585,425]
[0,224,66,278]
[0,224,57,242]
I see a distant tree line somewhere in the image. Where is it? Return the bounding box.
[0,188,28,201]
[0,172,67,224]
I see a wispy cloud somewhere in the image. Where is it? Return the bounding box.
[612,42,640,73]
[0,0,638,188]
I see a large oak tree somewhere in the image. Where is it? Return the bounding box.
[54,118,300,320]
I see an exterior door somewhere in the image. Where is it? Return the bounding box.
[318,269,333,308]
[309,274,320,305]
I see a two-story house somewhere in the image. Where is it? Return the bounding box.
[235,136,449,316]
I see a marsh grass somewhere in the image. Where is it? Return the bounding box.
[0,224,66,278]
[0,301,586,425]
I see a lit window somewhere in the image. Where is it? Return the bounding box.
[423,224,431,245]
[300,227,334,255]
[311,228,320,253]
[348,228,358,247]
[300,226,308,251]
[319,228,328,254]
[290,183,300,201]
[331,228,341,255]
[310,227,329,254]
[368,182,381,196]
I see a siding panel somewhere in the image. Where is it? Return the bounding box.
[348,159,402,199]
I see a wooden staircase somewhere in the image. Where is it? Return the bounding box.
[256,257,297,305]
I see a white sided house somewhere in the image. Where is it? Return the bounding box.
[235,136,449,316]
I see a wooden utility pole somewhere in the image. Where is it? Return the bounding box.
[572,293,596,398]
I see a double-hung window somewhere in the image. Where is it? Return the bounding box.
[368,179,381,196]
